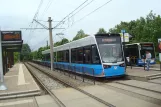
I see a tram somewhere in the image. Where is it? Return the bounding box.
[41,34,126,78]
[124,42,156,66]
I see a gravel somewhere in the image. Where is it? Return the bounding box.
[28,62,100,87]
[26,63,66,90]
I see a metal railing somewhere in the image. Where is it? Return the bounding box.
[32,61,95,84]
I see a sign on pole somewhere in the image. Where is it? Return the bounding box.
[120,33,130,42]
[121,29,126,33]
[1,31,21,41]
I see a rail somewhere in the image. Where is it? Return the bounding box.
[28,62,115,107]
[24,62,66,107]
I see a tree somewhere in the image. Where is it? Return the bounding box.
[14,52,19,63]
[61,38,69,44]
[72,29,88,41]
[108,11,161,50]
[54,38,69,47]
[20,44,31,61]
[97,28,107,34]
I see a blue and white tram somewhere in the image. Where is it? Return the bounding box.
[42,34,125,78]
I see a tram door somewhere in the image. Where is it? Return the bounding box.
[83,46,91,64]
[125,44,139,65]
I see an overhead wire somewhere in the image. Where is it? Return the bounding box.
[32,0,109,50]
[53,0,89,29]
[26,0,44,44]
[54,0,95,41]
[40,0,54,19]
[65,0,95,24]
[75,0,113,23]
[31,0,90,49]
[59,0,113,35]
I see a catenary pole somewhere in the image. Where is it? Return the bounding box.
[48,17,54,71]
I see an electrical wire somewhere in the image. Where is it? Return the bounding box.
[53,0,89,29]
[59,0,113,34]
[40,0,54,19]
[30,0,89,49]
[75,0,113,23]
[26,0,44,44]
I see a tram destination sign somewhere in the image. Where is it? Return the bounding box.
[1,31,22,41]
[96,36,121,44]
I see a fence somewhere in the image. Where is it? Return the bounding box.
[32,61,95,84]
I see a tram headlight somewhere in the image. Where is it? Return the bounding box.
[119,63,125,67]
[103,65,111,69]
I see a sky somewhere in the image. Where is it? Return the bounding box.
[0,0,161,50]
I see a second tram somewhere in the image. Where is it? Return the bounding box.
[124,42,156,66]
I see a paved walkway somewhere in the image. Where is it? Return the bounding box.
[0,63,40,99]
[79,85,160,107]
[126,67,161,81]
[0,97,38,107]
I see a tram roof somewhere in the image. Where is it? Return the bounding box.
[42,35,96,54]
[42,33,121,55]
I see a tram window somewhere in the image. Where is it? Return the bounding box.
[71,49,76,63]
[46,53,50,61]
[92,45,101,64]
[84,47,91,64]
[64,50,69,62]
[77,48,83,63]
[57,51,63,62]
[54,52,56,62]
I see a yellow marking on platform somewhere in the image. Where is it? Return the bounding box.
[18,64,26,85]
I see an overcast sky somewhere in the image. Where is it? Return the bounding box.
[0,0,161,50]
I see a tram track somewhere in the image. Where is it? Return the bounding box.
[25,62,66,107]
[26,62,115,107]
[101,80,161,105]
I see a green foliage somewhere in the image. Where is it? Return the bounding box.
[54,38,69,47]
[20,44,31,61]
[97,28,107,34]
[72,29,88,41]
[14,52,19,63]
[109,11,161,50]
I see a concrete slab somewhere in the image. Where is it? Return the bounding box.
[0,63,40,99]
[51,88,107,107]
[106,83,161,100]
[116,80,161,93]
[52,88,88,101]
[0,97,37,107]
[149,78,161,84]
[35,95,58,107]
[62,97,107,107]
[79,85,161,107]
[126,67,161,81]
[126,68,161,77]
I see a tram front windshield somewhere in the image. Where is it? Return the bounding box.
[96,36,123,63]
[140,44,155,58]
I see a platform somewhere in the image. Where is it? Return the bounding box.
[126,67,161,81]
[0,97,38,107]
[0,63,41,99]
